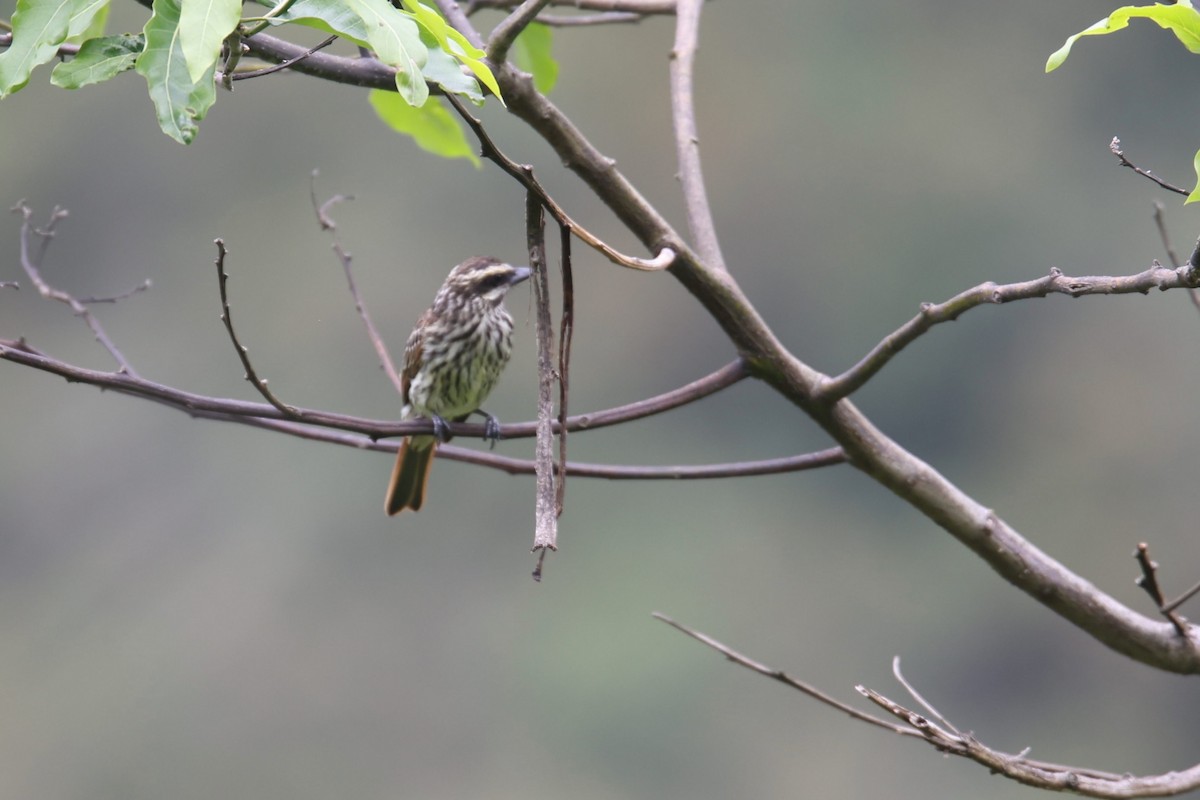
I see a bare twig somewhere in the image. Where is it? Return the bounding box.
[817,263,1200,402]
[1153,200,1200,313]
[487,0,554,64]
[658,614,1200,798]
[556,224,573,514]
[12,202,140,376]
[891,656,960,736]
[1134,543,1189,636]
[529,191,559,562]
[214,239,299,416]
[224,34,337,82]
[1163,578,1200,615]
[1110,137,1189,196]
[0,337,843,480]
[0,32,80,57]
[0,280,17,290]
[308,174,405,397]
[536,12,642,25]
[443,92,676,272]
[77,280,152,304]
[448,446,847,479]
[653,613,914,735]
[857,682,1200,797]
[670,0,726,273]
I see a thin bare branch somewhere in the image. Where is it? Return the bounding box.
[224,34,337,82]
[1153,200,1200,313]
[1163,578,1200,615]
[442,92,676,272]
[487,0,554,64]
[0,337,841,480]
[556,224,573,515]
[1134,543,1190,635]
[308,175,405,397]
[891,656,960,736]
[817,263,1200,402]
[653,613,915,736]
[214,239,299,416]
[12,202,140,376]
[450,446,846,479]
[670,0,726,272]
[658,613,1200,798]
[1110,137,1189,196]
[858,683,1200,797]
[77,280,152,304]
[536,12,642,25]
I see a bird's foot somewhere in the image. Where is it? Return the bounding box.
[431,414,451,443]
[471,409,502,449]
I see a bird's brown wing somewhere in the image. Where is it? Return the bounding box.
[400,308,434,405]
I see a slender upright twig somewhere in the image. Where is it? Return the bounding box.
[213,240,299,416]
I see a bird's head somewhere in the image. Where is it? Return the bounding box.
[440,256,533,307]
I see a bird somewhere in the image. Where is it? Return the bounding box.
[385,256,532,515]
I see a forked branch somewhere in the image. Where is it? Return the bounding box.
[656,614,1200,799]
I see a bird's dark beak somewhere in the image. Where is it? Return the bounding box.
[510,266,533,285]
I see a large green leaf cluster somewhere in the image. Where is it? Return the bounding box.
[0,0,557,155]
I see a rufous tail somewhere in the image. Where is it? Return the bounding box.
[385,436,436,514]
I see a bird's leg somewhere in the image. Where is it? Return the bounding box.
[431,414,451,443]
[467,409,502,449]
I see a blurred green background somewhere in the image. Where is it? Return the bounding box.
[3,1,1199,798]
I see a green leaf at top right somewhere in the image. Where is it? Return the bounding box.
[1047,2,1200,72]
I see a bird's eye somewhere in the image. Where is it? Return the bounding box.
[477,273,506,290]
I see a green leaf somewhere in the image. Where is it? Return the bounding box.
[266,0,371,44]
[179,0,242,83]
[1187,148,1200,204]
[401,0,501,104]
[264,0,430,104]
[513,22,556,94]
[369,88,479,165]
[0,0,98,97]
[1047,1,1200,72]
[417,27,482,103]
[135,0,217,144]
[67,0,110,42]
[344,0,428,105]
[51,32,143,88]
